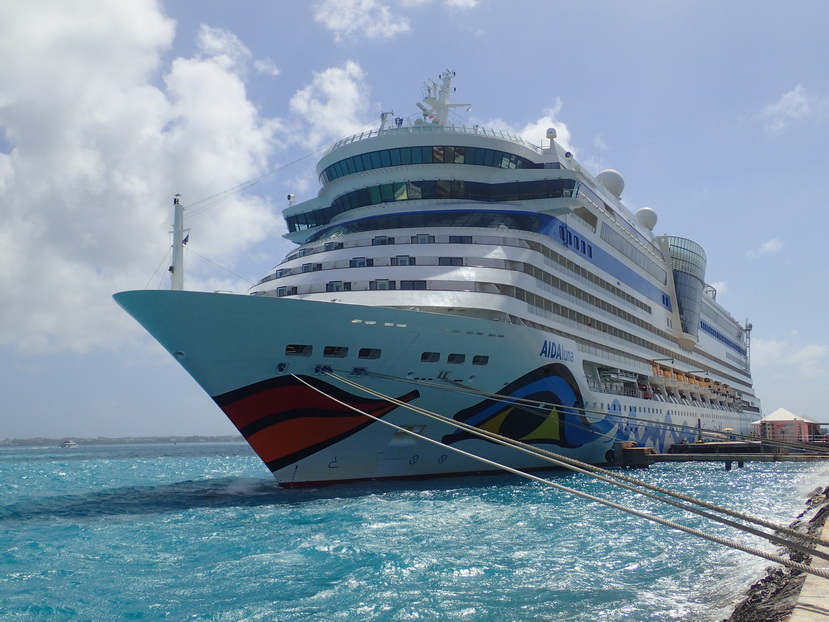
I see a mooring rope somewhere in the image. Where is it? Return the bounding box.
[291,374,829,581]
[360,370,829,455]
[325,371,829,558]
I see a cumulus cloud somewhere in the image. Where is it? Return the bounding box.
[0,1,283,352]
[313,0,410,42]
[746,238,783,259]
[289,61,374,150]
[758,85,813,135]
[486,98,576,154]
[752,337,829,379]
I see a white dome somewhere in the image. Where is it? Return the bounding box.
[596,169,625,199]
[636,207,658,231]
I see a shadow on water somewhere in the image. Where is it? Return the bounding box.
[0,471,565,523]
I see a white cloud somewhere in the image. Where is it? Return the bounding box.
[486,98,576,154]
[752,337,829,379]
[194,24,251,71]
[758,84,813,135]
[313,0,410,42]
[746,238,783,259]
[289,61,374,150]
[254,58,280,77]
[0,1,283,353]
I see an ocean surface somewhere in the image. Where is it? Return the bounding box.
[1,442,826,621]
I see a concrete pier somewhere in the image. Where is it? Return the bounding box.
[787,512,829,621]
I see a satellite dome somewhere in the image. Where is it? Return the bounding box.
[597,169,625,199]
[636,207,658,231]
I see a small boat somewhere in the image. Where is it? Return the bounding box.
[59,440,78,448]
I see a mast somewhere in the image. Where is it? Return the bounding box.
[416,70,470,126]
[170,194,185,291]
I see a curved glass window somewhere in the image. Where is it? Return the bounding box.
[320,145,540,184]
[288,178,575,233]
[305,210,547,243]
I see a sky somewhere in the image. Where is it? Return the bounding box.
[1,0,828,439]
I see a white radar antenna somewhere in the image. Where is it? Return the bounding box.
[416,70,470,126]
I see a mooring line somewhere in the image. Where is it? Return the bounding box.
[291,374,829,581]
[324,371,829,559]
[359,370,829,455]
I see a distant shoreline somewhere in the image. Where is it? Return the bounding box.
[0,435,243,447]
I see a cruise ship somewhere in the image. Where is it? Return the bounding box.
[115,71,761,487]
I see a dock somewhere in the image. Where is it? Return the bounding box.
[614,442,829,470]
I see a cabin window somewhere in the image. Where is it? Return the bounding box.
[447,353,466,364]
[472,355,489,366]
[359,348,381,360]
[370,279,395,290]
[421,352,440,363]
[323,346,348,358]
[439,257,463,266]
[325,281,351,292]
[285,344,312,357]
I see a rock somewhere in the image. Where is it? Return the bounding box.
[722,486,829,622]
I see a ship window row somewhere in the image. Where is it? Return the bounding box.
[279,274,662,342]
[273,253,652,316]
[700,320,746,355]
[292,210,654,313]
[271,227,652,314]
[284,343,490,367]
[600,223,667,285]
[304,210,546,243]
[285,344,381,359]
[319,145,539,184]
[421,352,489,365]
[287,178,577,232]
[274,249,651,315]
[560,226,593,259]
[700,304,744,342]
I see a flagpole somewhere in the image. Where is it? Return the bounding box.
[170,194,185,291]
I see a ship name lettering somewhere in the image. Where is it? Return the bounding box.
[539,340,574,362]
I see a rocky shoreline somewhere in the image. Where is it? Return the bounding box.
[723,485,829,622]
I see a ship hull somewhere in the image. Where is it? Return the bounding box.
[114,290,744,487]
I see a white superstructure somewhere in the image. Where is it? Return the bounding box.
[116,72,760,487]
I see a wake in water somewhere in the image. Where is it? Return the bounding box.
[0,477,288,522]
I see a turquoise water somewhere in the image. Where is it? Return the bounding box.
[1,442,826,621]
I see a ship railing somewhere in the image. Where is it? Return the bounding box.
[324,124,545,156]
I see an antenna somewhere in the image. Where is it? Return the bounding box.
[744,320,753,371]
[417,70,469,126]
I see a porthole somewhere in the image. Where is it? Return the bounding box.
[323,346,348,358]
[359,348,381,360]
[285,344,312,357]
